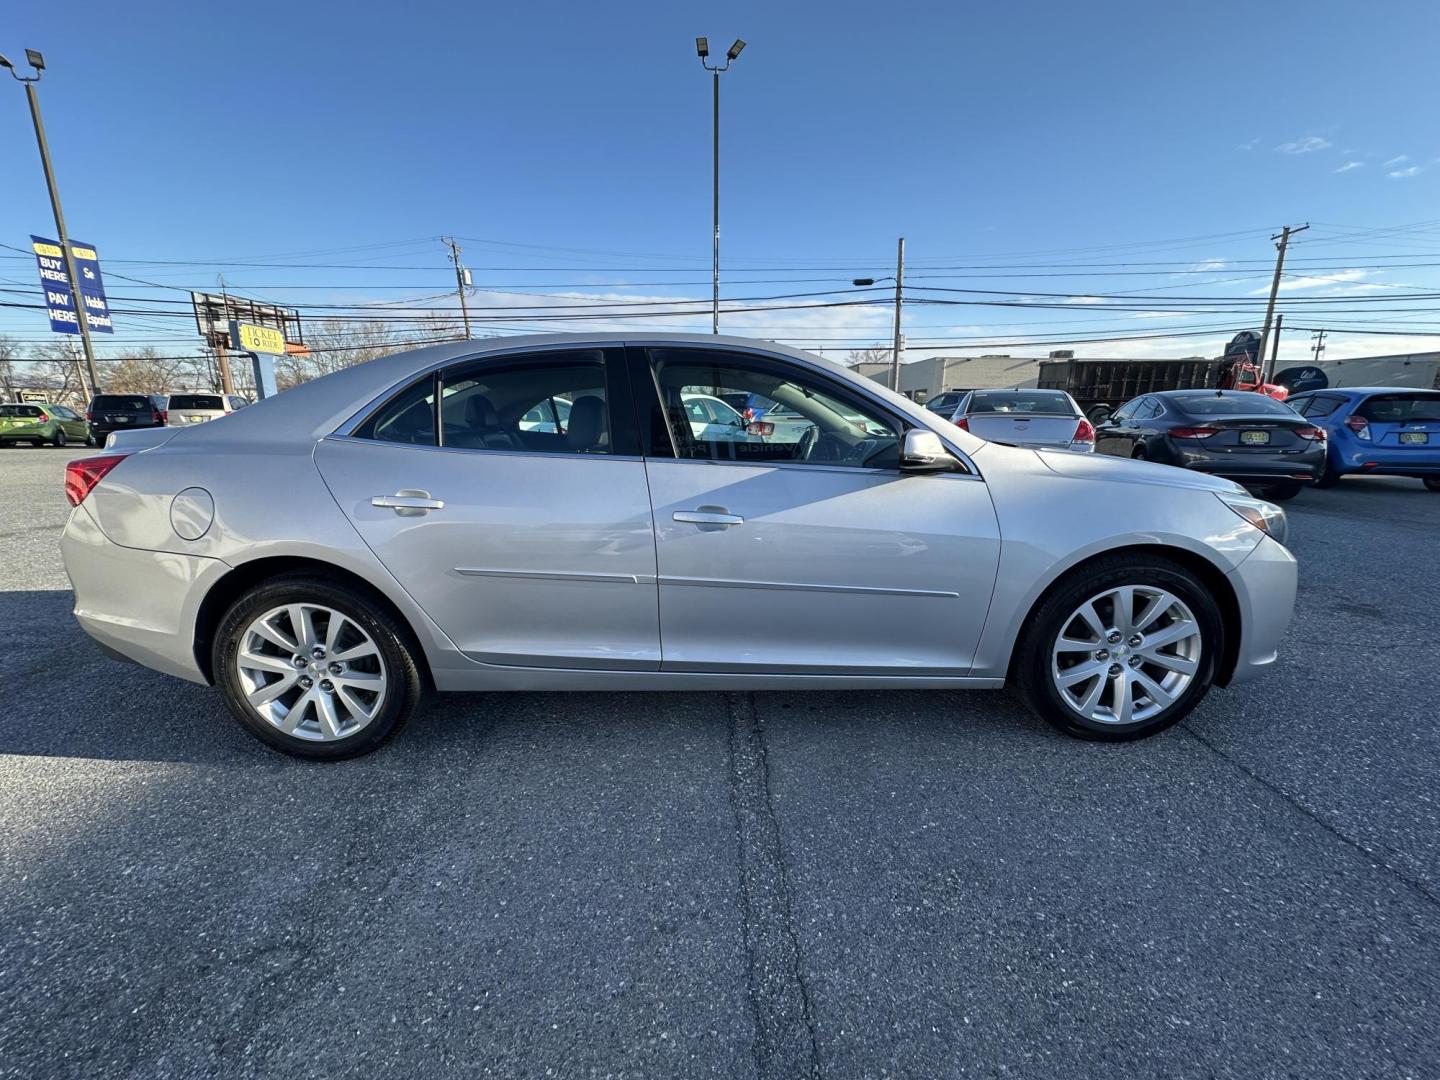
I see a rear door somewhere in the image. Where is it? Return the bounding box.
[634,345,1001,675]
[314,346,661,670]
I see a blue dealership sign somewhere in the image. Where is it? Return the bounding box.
[31,235,114,334]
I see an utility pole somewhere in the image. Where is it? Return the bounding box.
[1310,329,1327,364]
[890,237,905,392]
[696,37,746,334]
[1267,313,1283,380]
[442,237,472,339]
[215,275,235,394]
[4,50,100,396]
[1255,223,1308,381]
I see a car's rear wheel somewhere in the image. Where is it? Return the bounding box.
[53,428,67,448]
[1257,480,1301,501]
[213,576,423,759]
[1012,555,1221,741]
[1313,464,1342,488]
[1425,478,1440,492]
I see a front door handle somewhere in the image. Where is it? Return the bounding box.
[372,489,444,515]
[673,509,744,527]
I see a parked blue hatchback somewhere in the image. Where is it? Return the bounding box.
[1287,387,1440,491]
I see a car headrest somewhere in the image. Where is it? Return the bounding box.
[566,395,605,449]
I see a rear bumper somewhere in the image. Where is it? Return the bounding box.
[61,502,228,684]
[1333,443,1440,476]
[1171,444,1325,482]
[1222,534,1297,686]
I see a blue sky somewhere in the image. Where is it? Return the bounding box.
[4,0,1440,367]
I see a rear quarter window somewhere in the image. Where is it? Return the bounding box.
[0,405,43,417]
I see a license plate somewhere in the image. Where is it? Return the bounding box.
[188,415,206,423]
[1400,432,1429,445]
[115,416,131,424]
[1241,430,1270,445]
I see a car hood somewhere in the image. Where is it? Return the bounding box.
[1029,446,1245,493]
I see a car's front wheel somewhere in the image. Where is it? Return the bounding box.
[213,576,423,759]
[1012,555,1221,741]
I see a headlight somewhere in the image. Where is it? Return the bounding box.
[1216,492,1288,547]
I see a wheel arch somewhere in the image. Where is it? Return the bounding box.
[1005,543,1242,688]
[192,555,435,687]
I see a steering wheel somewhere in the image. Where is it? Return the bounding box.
[794,425,819,461]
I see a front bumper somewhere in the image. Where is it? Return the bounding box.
[1222,534,1298,686]
[61,502,229,684]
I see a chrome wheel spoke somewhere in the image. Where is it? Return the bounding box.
[279,690,312,734]
[337,685,376,723]
[1132,669,1174,709]
[252,618,298,653]
[247,673,297,707]
[314,690,343,739]
[239,649,296,676]
[334,669,383,689]
[1054,636,1099,654]
[1133,592,1169,632]
[1140,621,1195,651]
[288,604,317,649]
[1113,586,1136,632]
[330,641,378,663]
[1143,650,1197,676]
[1057,660,1106,688]
[1076,601,1107,639]
[1112,671,1134,725]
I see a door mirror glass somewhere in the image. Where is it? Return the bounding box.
[900,428,955,472]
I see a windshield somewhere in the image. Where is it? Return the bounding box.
[1174,394,1298,417]
[967,391,1075,416]
[1357,392,1440,423]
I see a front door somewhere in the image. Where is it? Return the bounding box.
[636,347,1002,675]
[315,347,661,670]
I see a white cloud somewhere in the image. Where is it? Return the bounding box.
[1384,155,1409,167]
[1236,137,1260,151]
[1061,295,1106,305]
[1188,258,1227,272]
[1128,310,1191,319]
[1388,165,1423,179]
[1333,161,1364,173]
[1249,268,1370,294]
[1275,136,1332,154]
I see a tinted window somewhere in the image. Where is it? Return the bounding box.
[0,405,42,418]
[1356,392,1440,423]
[1299,395,1343,417]
[169,394,224,411]
[52,405,76,419]
[1171,393,1297,416]
[966,391,1076,416]
[91,395,153,411]
[1110,399,1139,421]
[440,353,609,454]
[649,349,900,469]
[229,396,249,410]
[355,374,438,446]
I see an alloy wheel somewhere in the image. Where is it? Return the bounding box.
[1049,585,1202,725]
[235,603,388,741]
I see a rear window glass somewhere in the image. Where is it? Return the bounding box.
[91,395,153,411]
[1356,393,1440,423]
[967,391,1075,416]
[168,394,224,411]
[0,405,43,417]
[1172,394,1297,416]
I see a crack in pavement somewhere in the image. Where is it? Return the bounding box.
[725,691,822,1080]
[1182,722,1440,911]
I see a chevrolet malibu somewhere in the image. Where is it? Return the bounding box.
[61,334,1297,759]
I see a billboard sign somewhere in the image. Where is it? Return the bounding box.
[192,292,302,348]
[229,321,286,355]
[31,235,114,334]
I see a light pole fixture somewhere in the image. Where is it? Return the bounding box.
[4,46,101,396]
[851,237,906,392]
[696,36,746,334]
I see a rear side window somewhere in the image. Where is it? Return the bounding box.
[169,394,224,411]
[355,375,438,446]
[440,353,609,454]
[91,395,152,411]
[0,405,43,417]
[1356,393,1440,423]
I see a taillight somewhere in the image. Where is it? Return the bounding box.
[954,417,970,431]
[1072,418,1096,444]
[1295,426,1326,441]
[37,411,50,423]
[85,410,93,421]
[1171,426,1219,439]
[153,410,168,425]
[64,453,130,507]
[1345,415,1371,440]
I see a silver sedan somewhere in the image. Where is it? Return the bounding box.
[60,334,1296,758]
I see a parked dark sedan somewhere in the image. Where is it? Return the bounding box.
[1094,390,1326,500]
[86,393,169,445]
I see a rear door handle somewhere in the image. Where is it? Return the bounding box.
[673,510,744,527]
[372,490,444,515]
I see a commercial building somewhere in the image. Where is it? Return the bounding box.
[855,351,1207,402]
[1299,351,1440,390]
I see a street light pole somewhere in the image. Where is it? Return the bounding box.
[696,37,745,335]
[3,50,101,396]
[891,237,905,392]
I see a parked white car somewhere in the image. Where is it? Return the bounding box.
[165,393,250,426]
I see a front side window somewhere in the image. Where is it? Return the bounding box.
[648,349,900,469]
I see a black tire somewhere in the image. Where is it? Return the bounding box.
[1131,444,1147,461]
[1425,478,1440,492]
[53,428,67,448]
[213,575,423,760]
[1011,554,1222,741]
[1257,480,1302,501]
[85,432,97,447]
[1312,464,1341,489]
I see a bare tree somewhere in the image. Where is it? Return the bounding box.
[845,347,893,368]
[30,339,93,406]
[104,347,190,395]
[0,335,20,402]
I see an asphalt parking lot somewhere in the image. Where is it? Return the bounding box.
[2,447,1439,1079]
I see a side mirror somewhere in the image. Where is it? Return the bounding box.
[899,428,956,472]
